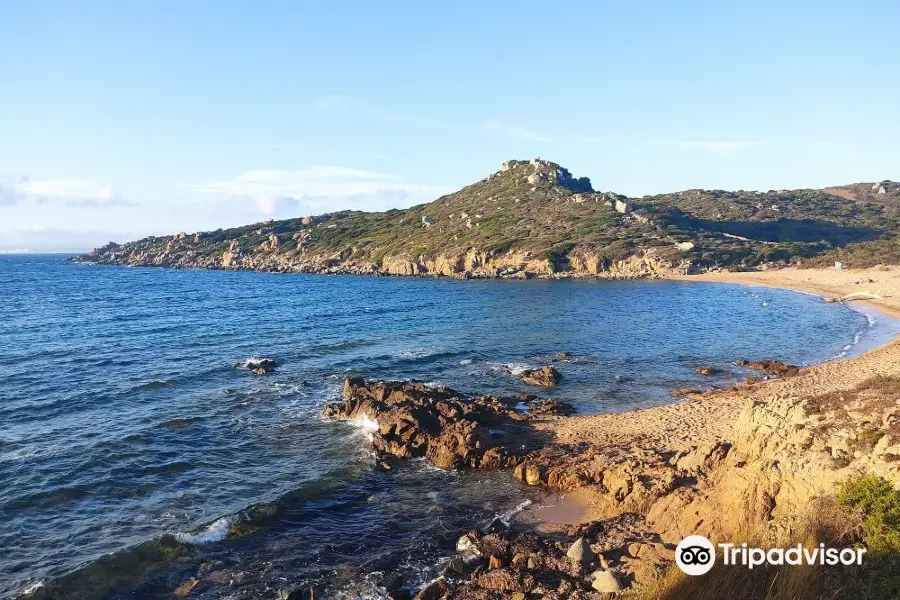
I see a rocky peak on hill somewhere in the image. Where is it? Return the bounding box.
[495,158,593,194]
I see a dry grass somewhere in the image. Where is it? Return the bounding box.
[639,476,900,600]
[638,500,863,600]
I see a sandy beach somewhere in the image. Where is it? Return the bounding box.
[516,266,900,539]
[543,266,900,450]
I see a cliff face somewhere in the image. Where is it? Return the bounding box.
[77,159,900,277]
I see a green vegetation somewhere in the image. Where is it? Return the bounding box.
[837,474,900,598]
[839,474,900,554]
[79,162,900,275]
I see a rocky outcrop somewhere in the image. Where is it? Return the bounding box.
[520,366,562,386]
[439,513,668,599]
[736,359,800,378]
[322,378,559,470]
[242,358,276,375]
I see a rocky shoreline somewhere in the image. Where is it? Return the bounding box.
[311,266,900,599]
[74,247,684,281]
[315,366,795,598]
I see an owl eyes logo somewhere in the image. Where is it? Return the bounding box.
[676,535,716,575]
[679,546,712,565]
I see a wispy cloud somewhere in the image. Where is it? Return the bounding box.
[670,140,760,152]
[317,94,466,133]
[482,120,549,142]
[189,165,447,217]
[316,95,550,142]
[0,176,131,207]
[316,94,349,110]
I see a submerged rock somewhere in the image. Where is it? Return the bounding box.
[736,359,799,378]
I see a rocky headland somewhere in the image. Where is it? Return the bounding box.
[75,160,900,279]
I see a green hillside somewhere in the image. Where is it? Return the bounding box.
[78,159,900,277]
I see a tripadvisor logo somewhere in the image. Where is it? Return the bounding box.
[675,535,867,576]
[676,535,716,575]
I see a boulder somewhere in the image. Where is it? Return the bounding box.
[245,358,276,375]
[694,366,717,376]
[591,569,623,593]
[566,536,594,566]
[520,366,562,386]
[413,578,450,600]
[528,397,574,416]
[321,378,530,471]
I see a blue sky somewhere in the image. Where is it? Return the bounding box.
[1,1,898,252]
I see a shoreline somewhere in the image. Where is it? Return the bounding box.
[519,266,900,529]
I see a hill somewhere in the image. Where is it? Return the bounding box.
[77,160,900,278]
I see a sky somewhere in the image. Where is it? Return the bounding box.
[1,1,898,252]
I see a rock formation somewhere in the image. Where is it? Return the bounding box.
[322,378,562,470]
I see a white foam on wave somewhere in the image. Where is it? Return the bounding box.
[459,358,473,365]
[174,515,236,544]
[239,356,274,368]
[394,347,443,360]
[352,414,380,433]
[22,582,44,595]
[489,362,532,376]
[499,498,533,523]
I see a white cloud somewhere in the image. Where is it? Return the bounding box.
[670,140,760,152]
[482,120,549,142]
[0,176,131,207]
[188,165,447,217]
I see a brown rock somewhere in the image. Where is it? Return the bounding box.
[245,358,276,374]
[520,366,562,386]
[321,378,533,472]
[475,568,534,592]
[591,569,623,593]
[736,359,799,377]
[174,578,199,597]
[413,578,450,600]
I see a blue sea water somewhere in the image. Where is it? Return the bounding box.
[0,254,894,599]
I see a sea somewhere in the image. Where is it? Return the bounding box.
[1,254,897,599]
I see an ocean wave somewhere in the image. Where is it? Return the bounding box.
[237,356,275,369]
[135,379,173,391]
[496,498,533,525]
[488,362,533,376]
[174,515,237,544]
[21,581,44,595]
